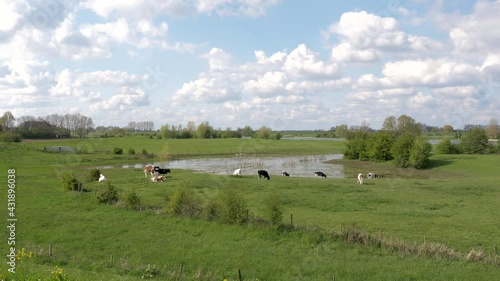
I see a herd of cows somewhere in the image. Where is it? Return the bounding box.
[125,165,380,184]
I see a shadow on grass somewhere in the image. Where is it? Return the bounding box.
[425,158,455,169]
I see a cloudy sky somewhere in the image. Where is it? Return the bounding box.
[1,0,499,131]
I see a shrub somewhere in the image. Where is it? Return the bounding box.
[435,139,460,154]
[168,187,202,217]
[0,132,22,142]
[89,168,101,182]
[113,147,123,155]
[128,148,135,155]
[263,192,283,225]
[202,198,222,221]
[96,183,119,204]
[391,133,415,168]
[368,131,395,162]
[61,173,81,191]
[141,149,148,156]
[460,128,489,154]
[125,190,141,210]
[218,188,248,224]
[409,137,432,169]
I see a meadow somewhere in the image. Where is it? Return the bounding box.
[1,136,499,280]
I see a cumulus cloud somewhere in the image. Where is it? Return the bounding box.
[79,0,281,18]
[91,87,150,111]
[326,11,443,63]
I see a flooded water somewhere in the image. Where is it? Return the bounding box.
[121,154,345,178]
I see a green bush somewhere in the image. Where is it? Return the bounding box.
[141,148,148,155]
[218,188,248,225]
[460,128,489,154]
[88,168,101,182]
[125,190,141,210]
[128,148,135,155]
[0,132,22,142]
[263,192,283,225]
[202,198,221,221]
[391,133,415,168]
[435,139,460,154]
[409,137,432,169]
[168,187,202,217]
[96,183,119,204]
[61,173,80,191]
[113,147,123,155]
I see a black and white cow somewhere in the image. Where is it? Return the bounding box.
[257,170,270,180]
[154,166,171,175]
[282,171,290,177]
[367,172,379,179]
[314,171,327,178]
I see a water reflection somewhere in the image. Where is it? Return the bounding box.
[122,154,345,178]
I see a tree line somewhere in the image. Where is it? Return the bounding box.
[343,115,499,169]
[0,112,94,140]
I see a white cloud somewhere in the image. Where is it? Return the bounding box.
[173,77,239,103]
[326,11,443,63]
[91,87,150,111]
[282,44,339,78]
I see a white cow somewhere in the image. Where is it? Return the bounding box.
[233,168,242,176]
[98,174,106,182]
[357,173,364,185]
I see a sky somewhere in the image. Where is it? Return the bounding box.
[1,0,499,131]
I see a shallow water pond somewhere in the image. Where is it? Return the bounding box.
[122,154,345,178]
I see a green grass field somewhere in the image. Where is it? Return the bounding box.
[1,137,499,280]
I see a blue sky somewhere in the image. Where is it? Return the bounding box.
[1,0,499,130]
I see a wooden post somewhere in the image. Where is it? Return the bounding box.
[290,214,293,227]
[49,244,53,257]
[424,235,427,244]
[238,268,243,281]
[494,244,498,256]
[110,255,113,265]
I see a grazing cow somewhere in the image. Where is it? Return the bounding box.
[153,166,171,175]
[367,172,379,179]
[151,175,165,182]
[282,171,290,177]
[357,173,364,184]
[143,165,155,178]
[257,170,270,180]
[314,171,327,178]
[233,168,242,176]
[98,174,106,182]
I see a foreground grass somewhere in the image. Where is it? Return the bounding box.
[1,139,500,280]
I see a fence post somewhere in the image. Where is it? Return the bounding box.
[49,244,53,257]
[290,214,293,227]
[238,268,243,281]
[110,255,113,265]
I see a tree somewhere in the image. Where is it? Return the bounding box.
[391,133,416,168]
[335,124,349,138]
[382,116,397,132]
[487,118,499,139]
[255,126,273,139]
[396,114,421,136]
[368,131,395,162]
[343,131,369,160]
[442,124,454,133]
[0,111,15,131]
[460,127,489,154]
[240,126,254,137]
[196,121,213,139]
[409,137,432,169]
